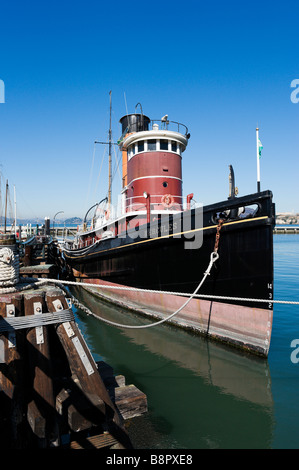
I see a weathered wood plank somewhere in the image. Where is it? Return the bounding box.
[0,293,26,447]
[56,386,94,432]
[114,385,148,420]
[96,361,147,420]
[24,290,56,444]
[20,264,58,279]
[69,431,119,449]
[0,284,145,448]
[0,293,24,398]
[45,287,132,448]
[46,289,107,416]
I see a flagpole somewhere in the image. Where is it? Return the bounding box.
[256,127,261,192]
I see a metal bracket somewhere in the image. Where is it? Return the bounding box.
[52,299,94,375]
[33,301,44,345]
[72,336,94,375]
[0,338,4,363]
[6,304,16,348]
[51,298,94,374]
[52,299,75,338]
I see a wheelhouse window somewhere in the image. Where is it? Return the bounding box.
[128,144,136,160]
[128,139,183,157]
[160,139,168,150]
[138,141,144,153]
[148,139,156,151]
[128,146,133,160]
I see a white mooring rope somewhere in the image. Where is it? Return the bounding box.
[41,250,298,330]
[0,249,298,331]
[0,251,219,330]
[51,251,220,330]
[0,245,19,287]
[44,279,299,306]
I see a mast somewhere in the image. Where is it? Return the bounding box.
[4,179,8,234]
[14,185,17,236]
[108,90,112,206]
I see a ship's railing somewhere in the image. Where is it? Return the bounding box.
[117,119,189,145]
[149,120,189,137]
[78,195,199,233]
[125,195,182,213]
[120,195,198,216]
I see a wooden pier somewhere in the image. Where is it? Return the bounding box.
[14,224,299,241]
[50,227,77,238]
[273,226,299,234]
[0,284,147,449]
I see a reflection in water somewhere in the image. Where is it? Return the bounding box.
[70,286,275,449]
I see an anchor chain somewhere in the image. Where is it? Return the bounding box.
[213,218,224,253]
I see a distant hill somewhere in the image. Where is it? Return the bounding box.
[0,216,83,226]
[276,212,299,224]
[64,217,83,224]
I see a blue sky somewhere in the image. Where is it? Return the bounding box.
[0,0,298,220]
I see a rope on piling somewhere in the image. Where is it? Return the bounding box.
[0,246,19,287]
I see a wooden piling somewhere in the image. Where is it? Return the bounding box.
[24,290,56,446]
[0,292,26,448]
[0,283,147,449]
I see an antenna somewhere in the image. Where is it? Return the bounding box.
[4,179,8,234]
[256,127,261,192]
[14,185,17,236]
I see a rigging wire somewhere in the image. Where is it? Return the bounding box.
[84,142,97,209]
[0,172,3,222]
[86,98,124,209]
[112,145,122,183]
[93,143,107,201]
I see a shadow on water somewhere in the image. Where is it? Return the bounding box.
[69,285,275,449]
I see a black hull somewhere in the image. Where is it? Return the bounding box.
[62,191,275,356]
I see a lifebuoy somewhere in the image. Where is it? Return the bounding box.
[104,210,110,220]
[161,194,174,207]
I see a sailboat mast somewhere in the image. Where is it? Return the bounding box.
[14,185,17,236]
[4,179,8,234]
[108,91,112,206]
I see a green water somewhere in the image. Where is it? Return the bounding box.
[70,235,299,449]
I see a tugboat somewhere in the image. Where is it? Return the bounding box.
[62,96,275,357]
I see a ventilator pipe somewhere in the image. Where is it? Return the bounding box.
[143,192,151,225]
